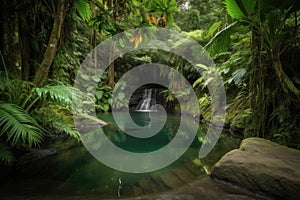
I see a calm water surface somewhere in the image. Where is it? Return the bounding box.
[0,112,240,198]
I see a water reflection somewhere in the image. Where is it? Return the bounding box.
[0,112,241,198]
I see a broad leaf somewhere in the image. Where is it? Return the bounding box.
[225,0,256,19]
[205,22,238,56]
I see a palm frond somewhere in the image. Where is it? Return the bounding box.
[0,143,15,165]
[32,85,75,108]
[74,0,92,21]
[45,115,81,140]
[207,21,222,38]
[33,104,81,140]
[0,102,43,147]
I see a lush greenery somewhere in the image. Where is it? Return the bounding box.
[0,0,299,165]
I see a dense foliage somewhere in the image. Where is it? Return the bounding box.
[0,0,299,165]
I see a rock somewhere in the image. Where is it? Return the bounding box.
[17,148,57,165]
[110,177,263,200]
[211,137,300,200]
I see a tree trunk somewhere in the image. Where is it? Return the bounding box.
[105,0,115,88]
[108,61,115,88]
[34,0,67,86]
[271,52,300,96]
[247,29,268,138]
[1,0,22,78]
[90,0,97,71]
[20,15,31,81]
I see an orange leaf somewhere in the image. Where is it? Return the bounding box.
[129,35,135,43]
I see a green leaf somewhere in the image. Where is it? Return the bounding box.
[32,85,76,108]
[0,143,15,165]
[240,0,256,15]
[225,0,245,18]
[95,91,104,100]
[205,22,238,56]
[231,68,246,84]
[207,21,222,38]
[193,77,203,88]
[74,0,92,21]
[118,38,125,48]
[204,77,214,87]
[196,64,209,71]
[0,102,43,147]
[46,115,81,140]
[225,0,256,19]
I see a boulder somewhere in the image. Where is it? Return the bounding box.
[211,137,300,200]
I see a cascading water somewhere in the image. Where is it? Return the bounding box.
[136,88,157,111]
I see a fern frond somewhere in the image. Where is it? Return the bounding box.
[48,116,81,141]
[32,85,75,108]
[74,0,92,21]
[0,143,15,165]
[0,102,43,147]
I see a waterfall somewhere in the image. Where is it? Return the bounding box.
[136,89,157,111]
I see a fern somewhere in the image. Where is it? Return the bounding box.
[34,105,81,141]
[74,0,92,21]
[47,116,81,140]
[0,101,43,147]
[0,143,15,165]
[32,85,75,108]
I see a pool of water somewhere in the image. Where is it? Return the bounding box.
[0,112,240,198]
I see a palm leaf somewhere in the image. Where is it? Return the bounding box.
[74,0,92,21]
[47,116,81,140]
[0,143,15,165]
[207,21,222,38]
[32,85,75,108]
[0,102,43,147]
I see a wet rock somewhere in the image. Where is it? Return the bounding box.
[17,148,57,165]
[114,177,265,200]
[211,137,300,200]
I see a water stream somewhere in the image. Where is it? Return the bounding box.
[135,89,158,111]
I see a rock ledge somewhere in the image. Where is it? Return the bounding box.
[211,137,300,200]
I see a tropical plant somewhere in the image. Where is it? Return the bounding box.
[0,143,15,165]
[175,0,224,31]
[206,0,300,144]
[0,71,92,164]
[0,101,43,147]
[95,83,113,112]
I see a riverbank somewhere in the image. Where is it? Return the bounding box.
[0,176,271,200]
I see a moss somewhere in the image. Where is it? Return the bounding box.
[212,138,300,200]
[231,108,252,130]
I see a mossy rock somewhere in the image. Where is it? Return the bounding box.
[211,138,300,199]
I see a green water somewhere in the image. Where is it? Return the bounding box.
[0,112,240,198]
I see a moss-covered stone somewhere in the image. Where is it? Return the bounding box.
[211,138,300,200]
